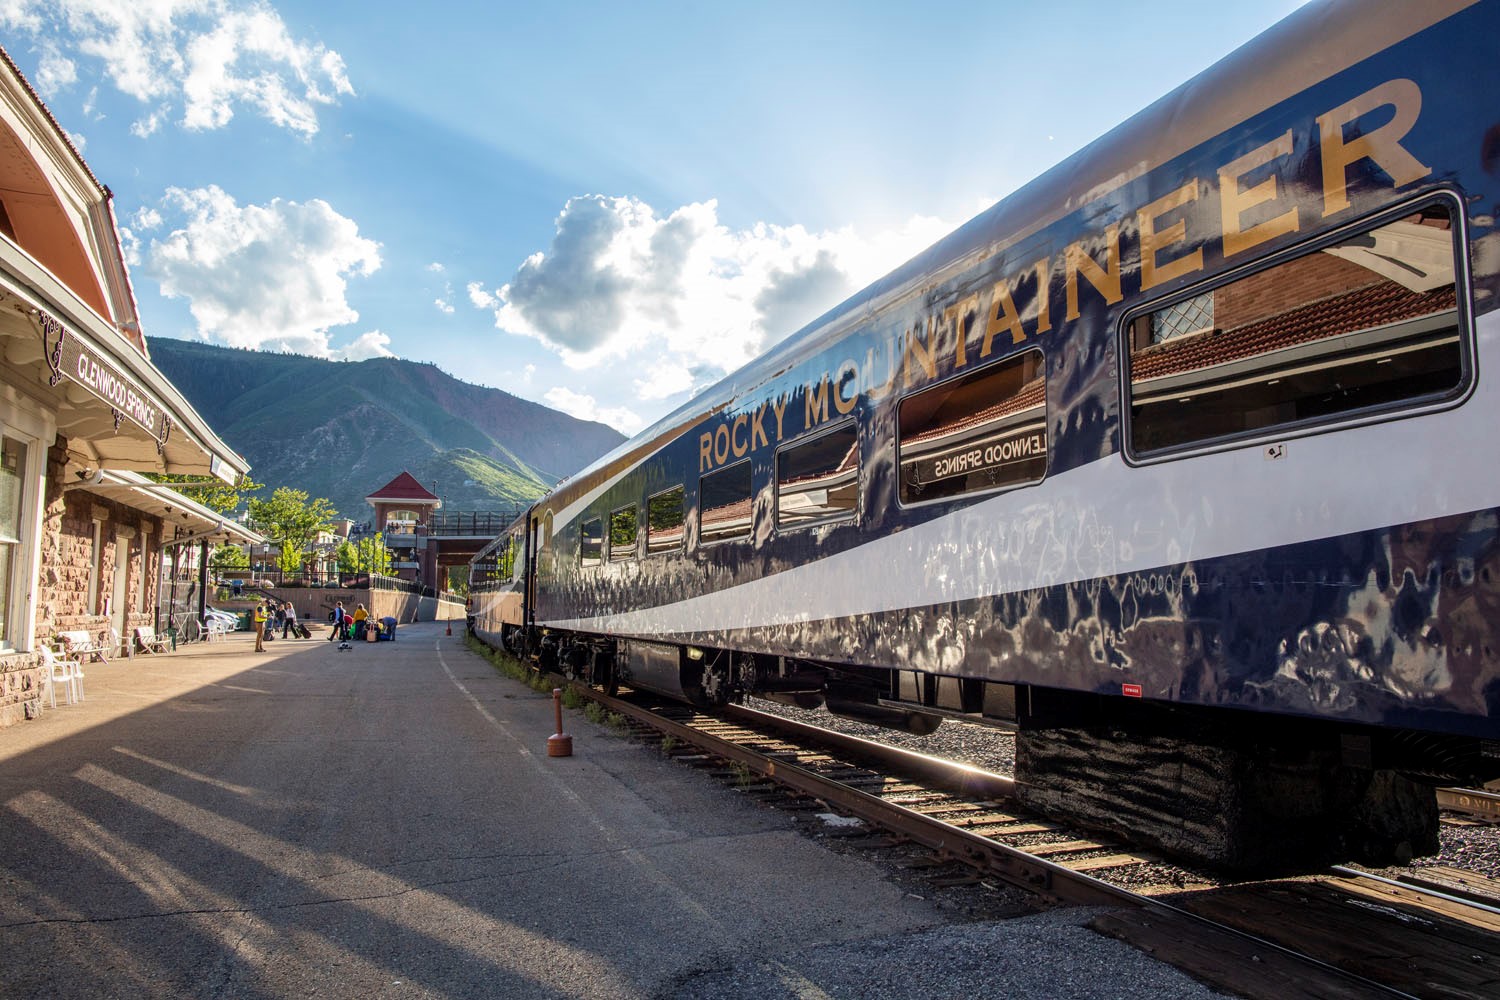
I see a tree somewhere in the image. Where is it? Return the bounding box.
[209,544,249,577]
[335,533,392,575]
[247,488,338,574]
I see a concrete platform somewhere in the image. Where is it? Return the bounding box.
[0,624,1224,998]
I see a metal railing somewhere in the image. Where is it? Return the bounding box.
[428,509,525,536]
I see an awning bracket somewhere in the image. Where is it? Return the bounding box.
[39,310,65,386]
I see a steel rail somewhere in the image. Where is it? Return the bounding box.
[1332,864,1500,917]
[721,703,1015,800]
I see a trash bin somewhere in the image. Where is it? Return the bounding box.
[235,611,251,631]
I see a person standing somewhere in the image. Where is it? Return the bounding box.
[283,602,298,639]
[252,603,267,652]
[273,602,287,639]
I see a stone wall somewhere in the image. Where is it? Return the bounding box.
[1,438,165,728]
[0,651,43,726]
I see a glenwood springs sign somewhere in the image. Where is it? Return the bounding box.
[39,309,173,451]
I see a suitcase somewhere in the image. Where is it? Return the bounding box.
[295,621,311,639]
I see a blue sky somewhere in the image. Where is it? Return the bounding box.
[2,0,1305,433]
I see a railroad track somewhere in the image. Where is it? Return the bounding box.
[575,684,1500,999]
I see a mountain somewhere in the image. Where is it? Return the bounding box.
[147,338,626,520]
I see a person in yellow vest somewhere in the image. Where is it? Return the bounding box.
[352,603,369,641]
[252,603,267,652]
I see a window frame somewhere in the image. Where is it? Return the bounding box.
[645,485,686,557]
[697,458,755,547]
[608,503,639,562]
[0,431,37,653]
[579,515,603,568]
[894,347,1050,510]
[1120,191,1475,466]
[774,417,861,533]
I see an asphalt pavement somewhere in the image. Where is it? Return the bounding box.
[0,622,1224,999]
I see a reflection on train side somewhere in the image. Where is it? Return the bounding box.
[777,421,859,529]
[701,459,753,545]
[898,349,1048,506]
[647,485,685,555]
[1128,201,1463,454]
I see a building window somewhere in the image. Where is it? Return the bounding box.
[136,528,151,613]
[384,509,420,533]
[700,460,753,545]
[777,421,859,529]
[580,517,602,568]
[1151,292,1213,344]
[897,350,1048,505]
[1126,199,1466,455]
[0,437,27,649]
[609,505,638,561]
[647,486,685,555]
[87,517,104,613]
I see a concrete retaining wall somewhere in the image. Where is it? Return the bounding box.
[248,589,466,628]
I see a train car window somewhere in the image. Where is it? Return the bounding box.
[777,420,859,529]
[647,486,686,554]
[580,516,602,568]
[700,460,753,544]
[897,349,1047,505]
[1126,199,1466,455]
[507,532,524,582]
[609,504,638,561]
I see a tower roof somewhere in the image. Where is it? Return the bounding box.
[366,471,441,506]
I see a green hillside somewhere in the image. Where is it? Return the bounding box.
[148,338,626,520]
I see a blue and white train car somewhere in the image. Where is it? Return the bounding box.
[473,0,1500,868]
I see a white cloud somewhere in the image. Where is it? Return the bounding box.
[543,387,641,435]
[129,109,165,137]
[426,262,445,273]
[335,329,394,361]
[434,298,454,315]
[143,184,381,357]
[34,43,76,95]
[467,281,497,309]
[0,0,352,136]
[476,195,955,399]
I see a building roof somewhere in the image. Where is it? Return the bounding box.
[72,471,266,547]
[366,471,441,505]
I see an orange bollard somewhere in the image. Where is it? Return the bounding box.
[547,688,573,757]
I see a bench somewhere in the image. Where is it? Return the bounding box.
[57,629,108,664]
[134,626,170,655]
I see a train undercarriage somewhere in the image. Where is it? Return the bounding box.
[500,623,1499,872]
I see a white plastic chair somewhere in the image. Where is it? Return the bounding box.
[69,655,85,702]
[38,647,77,708]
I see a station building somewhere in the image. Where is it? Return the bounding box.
[0,47,256,725]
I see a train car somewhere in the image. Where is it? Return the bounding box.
[472,0,1500,869]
